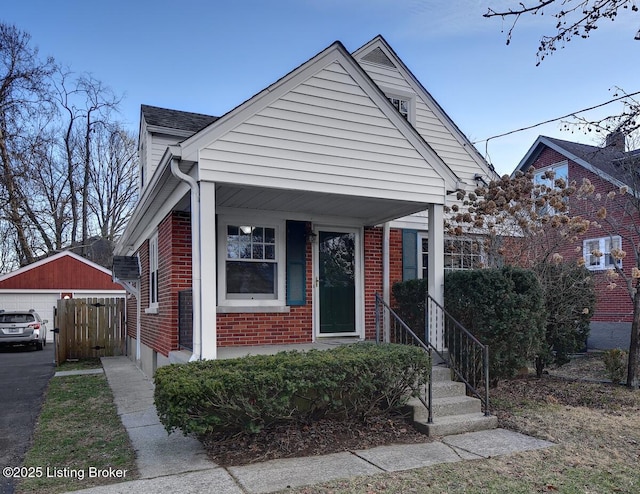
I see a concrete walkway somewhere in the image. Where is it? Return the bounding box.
[66,356,554,494]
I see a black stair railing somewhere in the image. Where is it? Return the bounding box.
[375,293,490,418]
[375,293,434,424]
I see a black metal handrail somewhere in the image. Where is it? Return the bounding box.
[375,293,490,417]
[375,293,434,424]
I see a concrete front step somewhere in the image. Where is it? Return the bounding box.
[414,412,498,437]
[408,395,482,419]
[423,380,467,399]
[404,362,497,437]
[431,365,452,382]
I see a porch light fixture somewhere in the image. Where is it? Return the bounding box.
[305,223,317,244]
[474,174,488,186]
[240,226,254,234]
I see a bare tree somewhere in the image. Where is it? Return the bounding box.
[485,0,640,388]
[0,22,56,265]
[486,1,640,136]
[55,71,122,252]
[88,126,138,241]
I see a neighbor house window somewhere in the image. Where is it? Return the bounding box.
[533,162,569,215]
[225,224,278,299]
[584,236,622,270]
[533,162,568,190]
[149,233,159,307]
[420,236,483,279]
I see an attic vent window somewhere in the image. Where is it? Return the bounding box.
[388,97,409,120]
[361,47,396,68]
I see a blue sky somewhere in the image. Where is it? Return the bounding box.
[3,0,638,175]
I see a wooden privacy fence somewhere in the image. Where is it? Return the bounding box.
[54,297,126,365]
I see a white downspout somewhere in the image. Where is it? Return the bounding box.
[382,222,391,343]
[170,158,202,361]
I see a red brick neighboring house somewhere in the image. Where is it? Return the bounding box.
[514,134,640,323]
[114,36,497,376]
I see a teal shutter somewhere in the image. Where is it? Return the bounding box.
[286,221,307,305]
[402,229,418,280]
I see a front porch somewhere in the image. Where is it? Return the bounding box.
[169,337,362,364]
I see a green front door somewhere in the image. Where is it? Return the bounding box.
[318,230,356,334]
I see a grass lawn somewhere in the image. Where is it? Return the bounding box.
[16,362,138,494]
[16,353,640,493]
[282,356,640,494]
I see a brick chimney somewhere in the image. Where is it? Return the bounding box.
[605,130,626,152]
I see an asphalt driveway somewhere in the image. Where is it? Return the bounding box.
[0,343,55,494]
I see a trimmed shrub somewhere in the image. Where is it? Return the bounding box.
[603,349,627,384]
[444,267,546,385]
[154,342,430,435]
[391,278,429,340]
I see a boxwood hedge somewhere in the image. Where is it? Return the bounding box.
[154,342,430,435]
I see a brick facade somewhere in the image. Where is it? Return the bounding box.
[529,147,636,323]
[130,216,408,355]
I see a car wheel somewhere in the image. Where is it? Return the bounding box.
[35,341,43,351]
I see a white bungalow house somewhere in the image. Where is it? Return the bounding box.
[114,36,497,376]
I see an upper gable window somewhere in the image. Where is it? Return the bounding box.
[533,162,569,215]
[388,97,409,120]
[384,92,415,125]
[533,162,568,191]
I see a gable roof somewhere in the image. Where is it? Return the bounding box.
[352,35,498,183]
[141,104,219,135]
[515,135,640,192]
[0,251,123,290]
[177,39,461,192]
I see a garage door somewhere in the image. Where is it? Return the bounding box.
[0,293,58,342]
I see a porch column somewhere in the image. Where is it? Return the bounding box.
[427,203,444,351]
[199,180,217,359]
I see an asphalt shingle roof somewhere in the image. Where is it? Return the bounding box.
[544,136,639,187]
[141,104,219,135]
[112,256,140,281]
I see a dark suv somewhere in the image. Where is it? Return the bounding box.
[0,310,48,350]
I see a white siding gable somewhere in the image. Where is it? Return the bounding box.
[194,52,453,205]
[354,39,495,188]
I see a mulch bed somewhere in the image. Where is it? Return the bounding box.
[200,412,431,466]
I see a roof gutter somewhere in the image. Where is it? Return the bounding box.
[170,155,202,362]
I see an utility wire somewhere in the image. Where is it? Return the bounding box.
[474,89,640,162]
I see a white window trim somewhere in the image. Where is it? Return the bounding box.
[146,232,159,314]
[217,216,286,308]
[418,234,484,277]
[380,86,416,126]
[583,235,623,271]
[533,161,568,190]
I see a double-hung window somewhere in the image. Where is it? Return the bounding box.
[533,162,569,215]
[224,224,278,300]
[419,236,483,279]
[148,233,159,309]
[388,97,409,120]
[218,216,286,307]
[584,236,622,270]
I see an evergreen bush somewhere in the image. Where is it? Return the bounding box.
[154,342,430,435]
[444,267,546,385]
